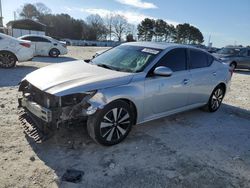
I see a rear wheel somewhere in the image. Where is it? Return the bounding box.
[204,85,225,112]
[87,100,135,146]
[49,48,60,58]
[0,52,17,68]
[230,62,236,70]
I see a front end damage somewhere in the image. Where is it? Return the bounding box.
[18,80,106,142]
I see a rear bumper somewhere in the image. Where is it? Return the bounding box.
[16,48,34,62]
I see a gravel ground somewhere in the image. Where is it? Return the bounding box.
[0,46,250,188]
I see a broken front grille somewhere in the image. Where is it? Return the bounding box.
[19,81,59,108]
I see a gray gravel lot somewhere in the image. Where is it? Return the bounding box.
[0,46,250,188]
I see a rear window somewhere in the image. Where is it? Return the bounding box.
[22,36,51,43]
[189,50,213,69]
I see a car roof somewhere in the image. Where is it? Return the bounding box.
[122,42,201,50]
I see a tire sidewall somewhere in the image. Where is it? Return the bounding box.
[88,100,135,146]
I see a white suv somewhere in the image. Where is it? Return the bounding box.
[0,33,34,68]
[19,35,68,58]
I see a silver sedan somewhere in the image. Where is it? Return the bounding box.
[18,42,232,145]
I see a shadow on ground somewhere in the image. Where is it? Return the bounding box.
[32,56,76,63]
[0,65,38,87]
[0,57,77,87]
[25,103,250,187]
[234,69,250,75]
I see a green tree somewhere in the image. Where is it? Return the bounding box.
[154,19,167,42]
[174,23,204,44]
[126,34,135,42]
[137,18,155,41]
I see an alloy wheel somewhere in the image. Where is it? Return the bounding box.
[0,53,16,68]
[100,108,131,142]
[211,88,224,110]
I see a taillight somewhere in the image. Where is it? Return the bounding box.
[20,43,31,48]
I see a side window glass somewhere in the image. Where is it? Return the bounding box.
[38,37,51,43]
[189,50,208,69]
[207,54,214,66]
[156,48,187,72]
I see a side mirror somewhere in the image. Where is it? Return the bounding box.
[153,66,173,77]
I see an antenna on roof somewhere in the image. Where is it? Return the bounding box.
[0,0,3,27]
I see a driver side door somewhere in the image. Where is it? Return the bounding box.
[144,48,191,120]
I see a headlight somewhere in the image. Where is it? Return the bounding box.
[61,91,96,107]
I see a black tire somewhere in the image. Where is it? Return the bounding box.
[87,100,135,146]
[230,62,236,70]
[204,85,225,112]
[0,51,17,68]
[49,48,60,58]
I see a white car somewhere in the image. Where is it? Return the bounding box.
[19,35,68,58]
[0,33,34,68]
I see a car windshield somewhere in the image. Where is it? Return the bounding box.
[217,48,240,55]
[91,45,161,73]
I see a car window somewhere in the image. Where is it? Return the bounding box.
[22,37,33,41]
[207,54,214,66]
[248,50,250,56]
[35,37,51,43]
[92,45,161,73]
[189,49,209,69]
[239,49,247,56]
[22,36,51,42]
[155,48,187,72]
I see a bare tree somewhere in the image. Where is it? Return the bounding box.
[19,3,40,19]
[86,14,108,40]
[112,14,129,41]
[35,3,51,15]
[104,13,114,41]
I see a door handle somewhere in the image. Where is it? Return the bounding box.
[183,79,189,85]
[213,71,217,76]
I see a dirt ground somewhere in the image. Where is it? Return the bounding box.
[0,46,250,188]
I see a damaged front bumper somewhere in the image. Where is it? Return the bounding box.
[18,81,107,126]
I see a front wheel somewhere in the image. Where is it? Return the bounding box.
[0,52,17,68]
[204,86,225,112]
[49,48,60,58]
[87,100,135,146]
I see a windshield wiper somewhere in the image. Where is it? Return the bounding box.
[97,64,116,70]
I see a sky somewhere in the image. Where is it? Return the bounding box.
[1,0,250,47]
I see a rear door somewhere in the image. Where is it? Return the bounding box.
[187,49,216,105]
[237,49,250,69]
[21,36,36,55]
[144,48,191,118]
[34,37,52,56]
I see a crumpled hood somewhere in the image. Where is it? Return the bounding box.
[24,60,134,96]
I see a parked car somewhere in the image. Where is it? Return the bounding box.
[0,33,34,68]
[18,42,232,145]
[213,47,250,70]
[19,35,68,58]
